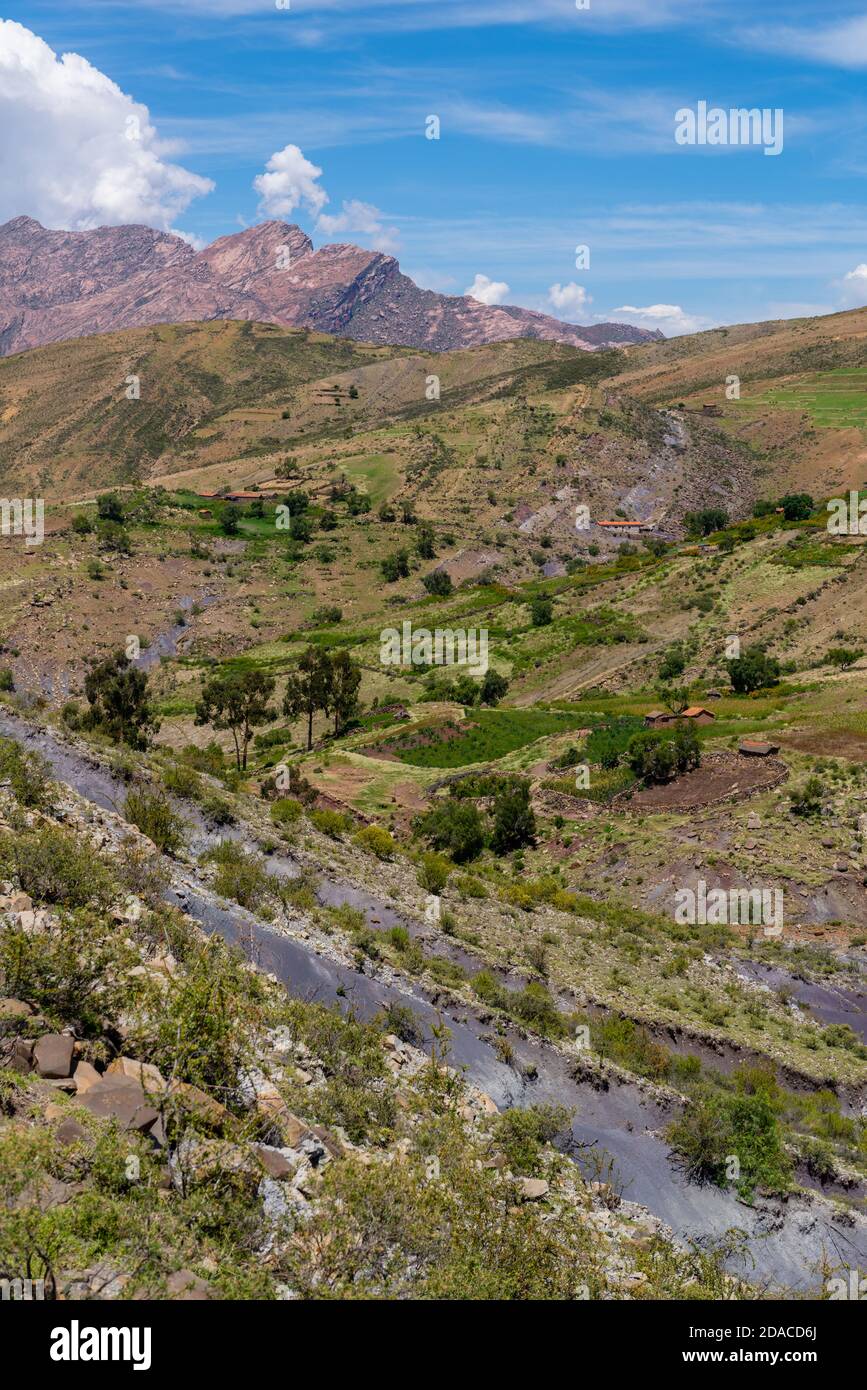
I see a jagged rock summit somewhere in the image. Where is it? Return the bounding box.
[0,216,661,356]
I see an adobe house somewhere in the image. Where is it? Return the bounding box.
[739,740,780,757]
[597,520,646,534]
[644,706,715,728]
[682,705,715,725]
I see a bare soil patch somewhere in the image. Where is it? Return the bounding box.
[620,751,788,812]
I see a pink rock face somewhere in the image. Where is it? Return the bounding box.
[0,217,661,356]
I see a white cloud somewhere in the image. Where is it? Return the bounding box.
[0,20,212,230]
[746,17,867,70]
[547,282,592,317]
[253,144,328,219]
[607,303,713,337]
[171,227,206,250]
[317,198,400,253]
[464,273,510,306]
[839,263,867,306]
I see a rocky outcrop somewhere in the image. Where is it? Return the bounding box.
[0,216,661,357]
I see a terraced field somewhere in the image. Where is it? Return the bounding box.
[740,368,867,430]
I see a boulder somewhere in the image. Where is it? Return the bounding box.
[254,1087,310,1146]
[107,1056,166,1094]
[0,998,33,1022]
[55,1117,89,1147]
[73,1061,102,1094]
[9,892,32,912]
[4,1037,34,1073]
[253,1144,298,1181]
[78,1076,160,1134]
[518,1177,549,1201]
[165,1080,231,1131]
[34,1034,75,1079]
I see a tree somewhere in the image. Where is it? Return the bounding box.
[381,550,410,582]
[417,800,484,863]
[626,724,700,785]
[530,595,553,627]
[97,520,132,554]
[282,490,309,516]
[727,646,780,695]
[289,514,312,543]
[479,670,509,706]
[327,649,362,735]
[220,505,240,536]
[658,645,686,681]
[82,651,158,749]
[319,509,338,531]
[684,507,728,537]
[423,569,452,596]
[826,647,864,670]
[779,493,813,522]
[452,673,478,706]
[97,492,125,523]
[346,491,371,516]
[656,682,691,715]
[490,781,536,854]
[71,512,94,535]
[753,500,776,519]
[282,647,331,751]
[195,669,276,770]
[416,523,436,559]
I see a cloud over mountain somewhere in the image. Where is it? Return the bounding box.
[0,20,212,232]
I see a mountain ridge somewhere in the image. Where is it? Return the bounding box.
[0,216,661,356]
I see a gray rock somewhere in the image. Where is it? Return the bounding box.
[34,1034,75,1079]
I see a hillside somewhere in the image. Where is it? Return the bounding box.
[0,317,752,519]
[612,303,867,498]
[0,216,660,358]
[0,304,865,1302]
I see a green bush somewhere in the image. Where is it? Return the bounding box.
[354,825,396,860]
[494,1105,573,1176]
[0,827,116,908]
[162,763,202,798]
[310,808,354,838]
[200,840,278,911]
[0,739,51,808]
[417,801,484,863]
[418,852,451,893]
[271,796,303,826]
[789,776,823,818]
[123,787,185,853]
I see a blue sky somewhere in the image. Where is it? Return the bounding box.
[4,0,867,335]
